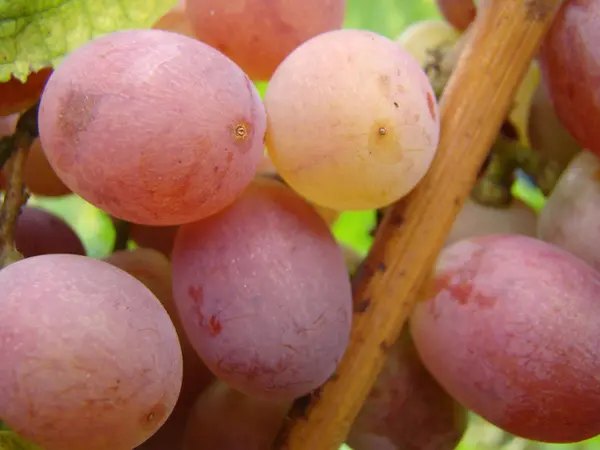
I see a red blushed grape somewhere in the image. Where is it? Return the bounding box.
[348,328,467,450]
[153,0,196,38]
[129,224,179,257]
[185,0,345,81]
[182,381,290,450]
[15,206,85,257]
[0,254,183,450]
[539,0,600,157]
[0,68,52,116]
[265,29,440,211]
[538,151,600,271]
[527,80,581,169]
[38,29,266,226]
[444,198,537,247]
[410,234,600,443]
[435,0,476,31]
[172,178,352,400]
[24,138,72,197]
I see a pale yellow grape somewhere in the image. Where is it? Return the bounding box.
[395,19,460,68]
[265,29,440,211]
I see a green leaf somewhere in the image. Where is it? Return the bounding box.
[0,0,178,82]
[0,430,42,450]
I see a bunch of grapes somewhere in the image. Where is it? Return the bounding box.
[2,0,600,449]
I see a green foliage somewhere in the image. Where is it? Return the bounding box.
[0,430,41,450]
[0,0,178,82]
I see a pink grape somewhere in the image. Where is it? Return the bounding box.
[538,151,600,271]
[15,206,85,257]
[171,178,352,399]
[185,0,345,81]
[182,381,290,450]
[539,0,600,157]
[410,234,600,443]
[153,0,196,38]
[435,0,476,31]
[0,254,183,450]
[38,29,266,226]
[444,198,537,247]
[348,328,466,450]
[265,29,440,211]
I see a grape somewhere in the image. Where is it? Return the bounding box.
[153,0,196,38]
[348,328,466,450]
[444,198,537,247]
[184,0,345,81]
[0,68,52,116]
[129,224,179,257]
[537,151,600,271]
[410,234,600,443]
[395,19,460,68]
[265,29,440,211]
[23,138,72,197]
[172,178,352,399]
[435,0,476,31]
[0,254,183,450]
[539,0,600,157]
[38,29,266,226]
[527,80,581,169]
[255,154,340,225]
[15,206,85,257]
[182,381,290,450]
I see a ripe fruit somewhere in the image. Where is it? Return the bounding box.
[537,151,600,271]
[23,139,72,197]
[411,235,600,443]
[348,328,467,450]
[0,254,183,450]
[38,29,266,226]
[15,207,85,257]
[436,0,476,31]
[539,0,600,157]
[172,178,352,399]
[185,0,345,81]
[182,381,290,450]
[265,29,440,211]
[445,198,537,247]
[0,68,52,116]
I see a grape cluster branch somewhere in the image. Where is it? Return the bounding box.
[0,103,39,268]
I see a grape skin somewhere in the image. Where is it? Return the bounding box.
[539,0,600,157]
[265,29,440,211]
[0,254,183,450]
[171,178,352,400]
[348,328,466,450]
[410,235,600,443]
[153,0,196,38]
[185,0,345,81]
[435,0,476,31]
[537,151,600,271]
[182,381,290,450]
[105,249,214,450]
[15,206,85,257]
[395,19,460,68]
[38,29,266,226]
[444,198,537,247]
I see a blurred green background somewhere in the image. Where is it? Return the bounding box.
[25,0,599,449]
